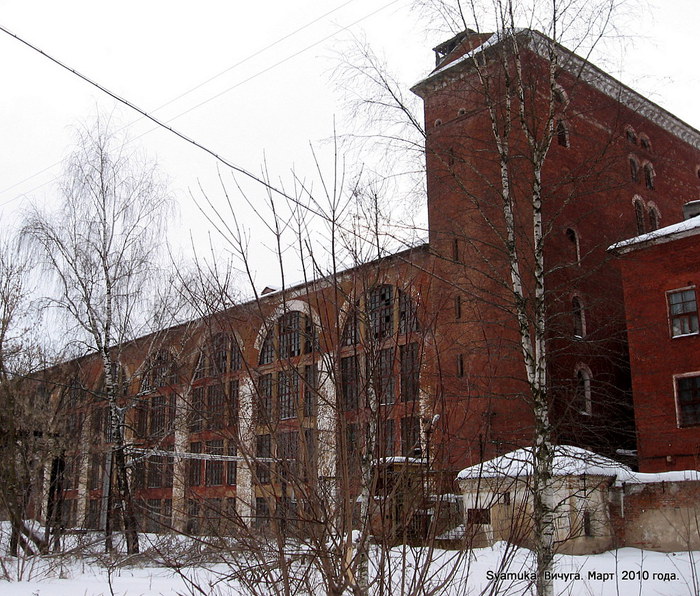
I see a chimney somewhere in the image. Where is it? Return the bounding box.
[683,200,700,220]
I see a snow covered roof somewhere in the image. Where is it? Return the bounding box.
[608,215,700,254]
[457,445,700,487]
[457,445,628,481]
[411,29,700,150]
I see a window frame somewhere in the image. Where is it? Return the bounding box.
[572,296,586,339]
[667,287,699,338]
[675,373,700,428]
[574,365,593,416]
[556,119,569,148]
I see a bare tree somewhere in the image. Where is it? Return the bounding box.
[155,151,476,596]
[0,238,55,558]
[336,2,641,595]
[22,117,174,554]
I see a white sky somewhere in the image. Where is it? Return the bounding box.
[0,0,697,288]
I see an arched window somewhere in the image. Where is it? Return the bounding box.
[625,126,637,145]
[633,197,646,235]
[648,204,661,231]
[556,120,569,147]
[565,228,580,265]
[574,366,592,415]
[142,349,176,392]
[341,285,421,410]
[572,296,585,338]
[195,333,241,379]
[629,156,639,183]
[643,163,655,190]
[640,134,651,151]
[259,311,317,366]
[253,307,319,458]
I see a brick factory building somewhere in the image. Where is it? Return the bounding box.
[33,29,700,537]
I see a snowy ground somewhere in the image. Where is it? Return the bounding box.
[2,538,699,596]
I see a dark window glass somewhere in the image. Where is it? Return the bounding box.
[668,289,699,337]
[369,285,394,340]
[259,327,275,365]
[226,442,237,485]
[634,200,646,234]
[644,164,655,189]
[207,384,225,430]
[206,440,224,486]
[342,309,359,346]
[211,333,229,375]
[147,455,163,489]
[278,431,298,483]
[189,387,205,432]
[341,356,360,411]
[557,120,569,147]
[279,312,301,359]
[278,370,298,420]
[630,158,639,183]
[377,347,395,405]
[677,376,700,427]
[257,374,274,424]
[256,434,271,483]
[401,416,420,456]
[255,497,270,528]
[188,442,202,487]
[399,290,419,334]
[400,343,420,402]
[303,364,317,417]
[573,297,585,338]
[151,394,166,435]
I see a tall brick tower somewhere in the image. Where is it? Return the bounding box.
[411,29,700,472]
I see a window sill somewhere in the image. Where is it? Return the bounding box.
[671,331,699,339]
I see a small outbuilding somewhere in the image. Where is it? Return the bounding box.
[457,445,700,554]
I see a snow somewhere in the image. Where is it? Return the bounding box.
[457,445,700,487]
[609,215,700,252]
[2,541,699,595]
[458,445,630,480]
[375,456,425,465]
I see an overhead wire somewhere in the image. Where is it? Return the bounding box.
[0,0,404,208]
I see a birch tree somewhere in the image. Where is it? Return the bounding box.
[338,1,632,594]
[23,118,173,554]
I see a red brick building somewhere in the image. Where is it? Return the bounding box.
[613,204,700,472]
[411,29,700,468]
[39,29,700,535]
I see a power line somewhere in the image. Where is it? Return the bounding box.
[0,0,404,207]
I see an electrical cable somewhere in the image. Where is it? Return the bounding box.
[0,0,404,207]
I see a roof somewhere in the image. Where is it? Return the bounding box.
[411,29,700,150]
[457,445,629,480]
[457,445,700,486]
[608,215,700,254]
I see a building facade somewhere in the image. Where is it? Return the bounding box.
[613,206,700,472]
[36,29,700,537]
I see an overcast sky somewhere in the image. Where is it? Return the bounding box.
[0,0,697,288]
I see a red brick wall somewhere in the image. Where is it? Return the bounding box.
[415,33,700,464]
[619,233,700,472]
